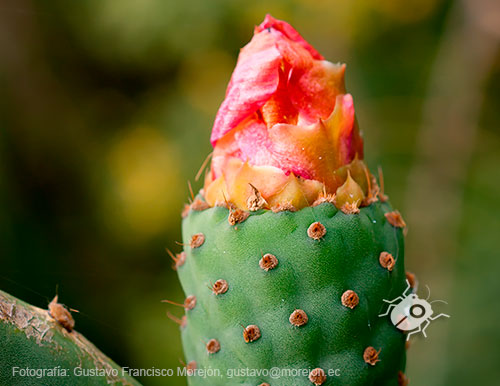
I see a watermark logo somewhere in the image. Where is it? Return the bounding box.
[379,280,450,340]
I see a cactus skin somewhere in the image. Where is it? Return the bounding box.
[0,290,141,386]
[178,200,406,385]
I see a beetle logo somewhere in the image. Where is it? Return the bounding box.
[379,280,450,340]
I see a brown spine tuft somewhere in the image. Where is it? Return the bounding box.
[271,202,297,212]
[167,249,186,270]
[184,295,197,310]
[341,201,360,214]
[186,361,197,376]
[181,204,190,218]
[379,252,395,271]
[341,290,359,309]
[398,371,409,386]
[363,172,380,206]
[312,194,336,207]
[243,324,261,343]
[191,199,210,211]
[247,184,267,211]
[363,346,381,365]
[167,312,187,328]
[175,251,186,268]
[307,222,326,240]
[289,309,308,327]
[206,339,220,354]
[308,368,326,385]
[212,279,229,295]
[385,211,406,228]
[228,209,249,225]
[190,233,205,248]
[406,271,417,290]
[259,253,278,271]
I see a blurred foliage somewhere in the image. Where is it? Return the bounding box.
[0,0,498,385]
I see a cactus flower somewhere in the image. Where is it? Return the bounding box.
[205,15,368,210]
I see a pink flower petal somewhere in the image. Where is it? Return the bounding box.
[255,14,323,60]
[211,15,328,145]
[210,31,282,145]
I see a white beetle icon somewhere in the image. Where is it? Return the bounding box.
[379,280,450,340]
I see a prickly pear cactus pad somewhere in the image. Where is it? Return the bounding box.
[0,290,141,386]
[179,201,407,385]
[173,14,409,386]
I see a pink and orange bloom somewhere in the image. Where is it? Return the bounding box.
[204,15,376,211]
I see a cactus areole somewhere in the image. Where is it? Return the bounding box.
[176,15,408,385]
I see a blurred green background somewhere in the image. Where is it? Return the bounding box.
[0,0,499,385]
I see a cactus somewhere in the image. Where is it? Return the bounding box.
[175,15,409,385]
[0,290,141,386]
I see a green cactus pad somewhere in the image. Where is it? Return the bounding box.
[0,290,141,386]
[177,201,407,386]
